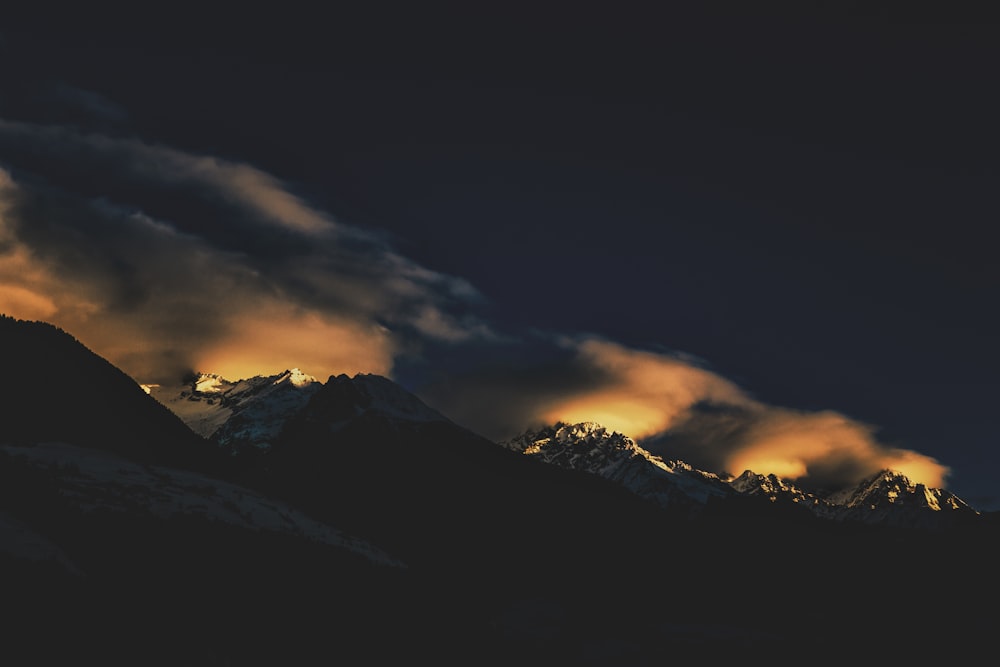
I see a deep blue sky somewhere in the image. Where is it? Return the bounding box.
[3,6,999,507]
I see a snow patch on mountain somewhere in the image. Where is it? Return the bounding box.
[195,374,228,394]
[283,368,316,387]
[504,422,980,529]
[0,510,82,575]
[146,375,239,438]
[148,368,322,453]
[822,469,978,528]
[727,470,840,518]
[502,422,734,513]
[0,442,406,568]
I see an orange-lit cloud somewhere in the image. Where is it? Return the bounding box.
[420,335,951,491]
[540,338,748,438]
[0,120,493,383]
[0,283,57,320]
[727,408,948,488]
[194,306,395,382]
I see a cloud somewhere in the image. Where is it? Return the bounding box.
[0,117,952,493]
[43,83,130,125]
[0,117,345,238]
[193,305,395,382]
[539,337,749,438]
[0,283,57,320]
[0,121,494,383]
[714,407,948,489]
[419,335,951,491]
[419,335,751,442]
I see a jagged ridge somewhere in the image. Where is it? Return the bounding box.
[502,421,734,515]
[504,421,982,529]
[147,368,323,454]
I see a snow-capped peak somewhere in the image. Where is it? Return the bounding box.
[727,469,838,516]
[826,468,917,508]
[553,421,620,444]
[729,470,788,496]
[502,422,734,512]
[505,428,980,529]
[147,368,323,452]
[194,373,230,394]
[274,368,317,388]
[824,468,976,515]
[737,467,981,528]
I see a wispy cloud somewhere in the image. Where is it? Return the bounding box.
[0,120,494,382]
[540,337,749,438]
[43,83,130,125]
[419,335,951,490]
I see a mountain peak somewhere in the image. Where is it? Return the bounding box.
[832,468,918,506]
[727,469,838,517]
[0,315,214,471]
[869,468,912,484]
[502,421,734,512]
[553,421,621,443]
[275,368,317,387]
[147,368,322,450]
[193,373,231,394]
[820,467,979,526]
[321,373,449,424]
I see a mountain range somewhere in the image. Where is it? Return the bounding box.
[501,421,982,530]
[149,372,987,532]
[1,314,997,664]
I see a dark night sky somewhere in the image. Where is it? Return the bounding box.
[2,6,999,508]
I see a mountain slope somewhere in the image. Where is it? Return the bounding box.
[502,421,735,515]
[8,323,998,662]
[147,368,322,455]
[728,468,841,518]
[506,420,983,532]
[0,441,404,567]
[824,468,980,529]
[0,320,433,665]
[0,440,419,667]
[0,315,222,473]
[260,386,1000,659]
[265,377,677,573]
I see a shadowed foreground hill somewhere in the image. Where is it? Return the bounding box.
[0,446,418,666]
[0,318,425,664]
[0,315,224,473]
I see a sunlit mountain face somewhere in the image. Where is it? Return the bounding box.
[144,368,323,456]
[501,421,981,530]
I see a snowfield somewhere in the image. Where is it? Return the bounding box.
[0,442,405,569]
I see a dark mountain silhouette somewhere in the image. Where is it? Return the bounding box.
[264,374,681,575]
[0,317,416,665]
[247,373,1000,660]
[0,314,224,473]
[2,316,999,664]
[0,443,414,666]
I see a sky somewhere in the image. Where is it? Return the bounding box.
[2,6,998,508]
